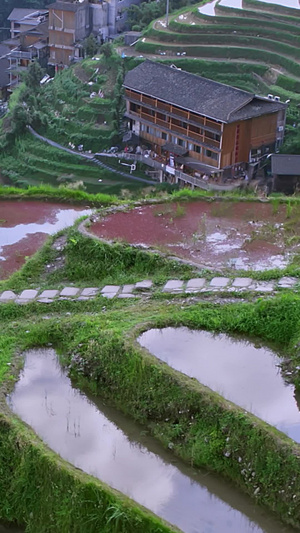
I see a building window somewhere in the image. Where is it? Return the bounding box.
[171,135,178,144]
[162,132,167,140]
[178,138,186,148]
[205,149,218,161]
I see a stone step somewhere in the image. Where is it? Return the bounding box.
[0,277,298,304]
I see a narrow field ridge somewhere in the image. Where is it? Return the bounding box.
[0,276,298,304]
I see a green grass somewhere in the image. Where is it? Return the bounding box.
[0,225,195,292]
[1,294,300,529]
[0,136,153,196]
[136,40,300,78]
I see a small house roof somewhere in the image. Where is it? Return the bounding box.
[0,44,10,58]
[271,154,300,175]
[8,8,48,23]
[124,61,286,123]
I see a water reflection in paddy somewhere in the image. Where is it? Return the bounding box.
[7,349,295,533]
[198,0,300,15]
[138,328,300,443]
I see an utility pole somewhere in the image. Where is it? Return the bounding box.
[166,0,169,27]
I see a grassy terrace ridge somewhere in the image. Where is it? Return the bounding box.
[1,291,300,530]
[214,3,300,25]
[144,30,300,61]
[243,0,300,17]
[172,11,300,34]
[0,136,154,196]
[132,0,300,103]
[135,40,300,77]
[0,52,159,196]
[150,22,300,48]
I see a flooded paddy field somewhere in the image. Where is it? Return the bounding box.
[0,201,91,279]
[138,328,300,443]
[199,0,300,16]
[7,348,296,533]
[90,201,298,271]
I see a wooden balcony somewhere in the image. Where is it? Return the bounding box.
[156,100,171,113]
[171,123,188,136]
[141,111,155,123]
[188,131,204,143]
[126,92,223,135]
[204,137,220,149]
[189,112,205,125]
[125,89,142,102]
[141,94,153,106]
[156,117,169,128]
[206,118,222,132]
[171,106,188,120]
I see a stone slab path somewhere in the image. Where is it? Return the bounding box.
[0,276,298,304]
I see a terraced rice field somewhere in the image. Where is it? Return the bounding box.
[0,136,148,195]
[135,0,300,102]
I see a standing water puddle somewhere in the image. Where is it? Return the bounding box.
[138,328,300,443]
[0,201,92,278]
[7,349,295,533]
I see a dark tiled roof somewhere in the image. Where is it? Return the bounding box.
[1,37,21,47]
[230,97,285,122]
[124,61,286,123]
[271,154,300,175]
[8,8,48,22]
[47,1,86,12]
[0,44,10,58]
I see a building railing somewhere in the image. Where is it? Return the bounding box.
[127,97,223,136]
[100,152,239,191]
[9,50,34,59]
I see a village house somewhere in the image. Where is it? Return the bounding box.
[7,8,49,40]
[123,61,287,182]
[271,154,300,193]
[1,8,49,94]
[48,0,142,68]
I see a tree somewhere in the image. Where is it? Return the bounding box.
[100,42,113,59]
[112,64,126,143]
[22,60,44,91]
[10,103,30,134]
[83,33,98,58]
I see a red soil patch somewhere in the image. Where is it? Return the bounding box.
[90,201,290,271]
[0,201,91,280]
[0,233,46,279]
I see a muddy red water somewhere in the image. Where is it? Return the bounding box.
[0,201,91,279]
[91,201,295,271]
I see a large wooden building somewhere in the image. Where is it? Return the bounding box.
[48,1,90,67]
[123,61,287,177]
